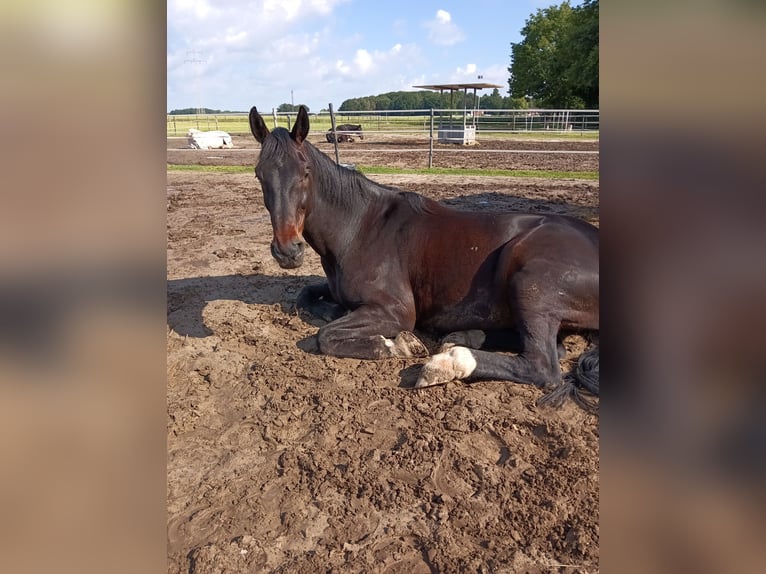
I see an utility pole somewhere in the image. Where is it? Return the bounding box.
[184,50,206,117]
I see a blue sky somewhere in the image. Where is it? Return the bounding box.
[167,0,580,113]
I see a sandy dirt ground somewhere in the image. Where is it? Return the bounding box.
[167,133,599,573]
[167,133,599,172]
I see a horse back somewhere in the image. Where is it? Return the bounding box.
[388,195,597,330]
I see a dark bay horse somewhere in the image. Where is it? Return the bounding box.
[249,105,599,410]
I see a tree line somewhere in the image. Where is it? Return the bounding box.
[337,89,529,112]
[169,107,245,115]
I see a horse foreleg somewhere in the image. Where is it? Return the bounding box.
[316,306,428,359]
[296,282,346,322]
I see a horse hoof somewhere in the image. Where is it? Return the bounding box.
[415,346,477,388]
[392,331,429,358]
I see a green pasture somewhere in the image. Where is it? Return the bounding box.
[168,114,435,136]
[167,112,599,139]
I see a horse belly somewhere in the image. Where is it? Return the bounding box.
[418,304,514,333]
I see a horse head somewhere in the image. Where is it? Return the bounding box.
[249,105,313,269]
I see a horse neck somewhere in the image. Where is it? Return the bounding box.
[304,146,389,258]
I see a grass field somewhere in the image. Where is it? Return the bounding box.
[167,111,599,139]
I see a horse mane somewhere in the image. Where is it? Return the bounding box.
[305,140,398,208]
[260,127,440,215]
[304,139,443,217]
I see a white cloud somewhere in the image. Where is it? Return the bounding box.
[167,0,351,108]
[265,33,322,59]
[263,0,302,22]
[333,43,415,78]
[478,64,510,86]
[444,63,508,89]
[169,0,350,40]
[354,49,373,73]
[423,9,465,46]
[436,10,451,24]
[170,0,218,20]
[169,0,507,112]
[224,30,248,46]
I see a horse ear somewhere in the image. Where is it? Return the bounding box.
[291,105,310,144]
[249,106,270,143]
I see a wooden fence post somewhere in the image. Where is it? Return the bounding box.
[328,103,340,165]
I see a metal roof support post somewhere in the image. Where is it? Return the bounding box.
[428,108,434,169]
[463,88,467,132]
[449,90,454,128]
[438,89,444,129]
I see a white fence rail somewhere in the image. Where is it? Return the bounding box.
[167,107,599,171]
[167,108,600,136]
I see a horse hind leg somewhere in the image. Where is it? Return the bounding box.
[438,329,562,356]
[438,329,486,352]
[416,317,562,391]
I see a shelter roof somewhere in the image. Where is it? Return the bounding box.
[412,82,503,91]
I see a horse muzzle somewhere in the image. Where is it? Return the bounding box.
[271,238,305,269]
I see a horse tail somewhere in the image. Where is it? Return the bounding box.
[537,344,599,413]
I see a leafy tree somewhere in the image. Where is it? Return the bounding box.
[421,91,445,109]
[375,95,391,110]
[563,0,598,108]
[479,88,504,110]
[338,89,490,112]
[338,98,358,112]
[507,96,531,109]
[169,107,243,114]
[508,0,598,108]
[390,91,420,110]
[277,103,311,113]
[359,96,376,111]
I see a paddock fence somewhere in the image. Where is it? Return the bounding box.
[167,108,599,136]
[167,107,599,170]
